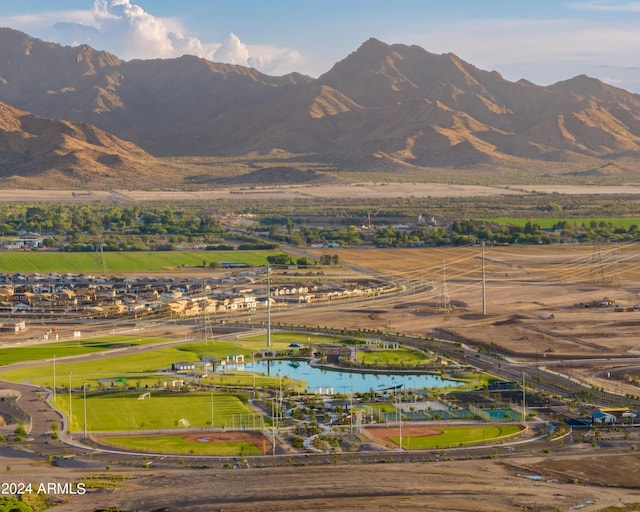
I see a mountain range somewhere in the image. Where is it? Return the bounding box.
[1,27,640,188]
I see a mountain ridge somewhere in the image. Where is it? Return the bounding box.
[1,28,640,187]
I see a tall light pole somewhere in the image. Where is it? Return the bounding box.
[52,354,56,402]
[252,353,256,399]
[397,392,403,451]
[522,371,526,425]
[481,242,487,316]
[278,369,282,426]
[211,386,219,430]
[267,265,271,348]
[83,383,87,439]
[68,372,72,433]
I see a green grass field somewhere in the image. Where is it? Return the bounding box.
[390,424,523,450]
[56,391,259,432]
[240,332,345,344]
[97,435,263,456]
[0,346,201,387]
[0,346,288,391]
[0,250,276,273]
[356,348,431,367]
[0,336,170,367]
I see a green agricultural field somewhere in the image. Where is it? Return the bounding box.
[97,435,263,456]
[0,336,170,367]
[56,391,259,432]
[391,424,522,450]
[483,217,640,229]
[0,250,276,273]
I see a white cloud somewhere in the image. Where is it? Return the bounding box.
[213,33,250,65]
[212,33,304,74]
[0,0,305,76]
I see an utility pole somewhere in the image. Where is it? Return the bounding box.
[267,266,271,348]
[68,372,72,433]
[482,242,487,316]
[522,371,526,425]
[83,384,87,439]
[53,354,56,402]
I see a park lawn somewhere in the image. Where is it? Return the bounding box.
[0,346,202,387]
[201,373,299,391]
[0,336,171,367]
[0,341,294,392]
[356,348,430,367]
[97,435,262,456]
[177,340,258,359]
[241,332,343,345]
[57,391,259,432]
[0,250,276,273]
[392,424,523,450]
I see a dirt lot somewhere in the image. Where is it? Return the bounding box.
[3,450,639,512]
[4,183,640,204]
[268,245,640,396]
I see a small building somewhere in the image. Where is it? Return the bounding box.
[1,320,26,334]
[487,381,520,392]
[170,361,195,372]
[565,418,591,429]
[591,410,616,425]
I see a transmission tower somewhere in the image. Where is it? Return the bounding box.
[590,239,621,287]
[589,239,606,285]
[437,259,451,310]
[608,243,622,287]
[94,235,108,276]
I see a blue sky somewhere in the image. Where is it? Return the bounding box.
[2,1,640,92]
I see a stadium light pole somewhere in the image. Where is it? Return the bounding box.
[481,242,487,316]
[252,353,256,399]
[278,369,283,426]
[267,265,271,348]
[68,372,72,434]
[211,386,219,431]
[522,371,527,425]
[52,354,56,402]
[397,392,403,451]
[83,383,88,439]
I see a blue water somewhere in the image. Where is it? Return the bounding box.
[240,359,462,394]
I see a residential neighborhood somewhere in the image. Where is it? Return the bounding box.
[0,271,393,322]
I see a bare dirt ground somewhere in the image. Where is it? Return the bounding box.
[4,451,640,512]
[5,183,640,204]
[271,245,640,395]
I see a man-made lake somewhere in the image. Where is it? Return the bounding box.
[239,359,462,394]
